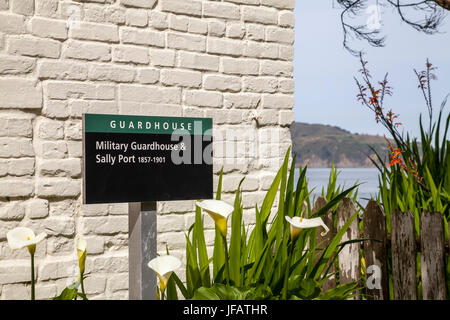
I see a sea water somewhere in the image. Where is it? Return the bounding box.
[295,168,381,207]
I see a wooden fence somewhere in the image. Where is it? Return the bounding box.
[313,196,449,300]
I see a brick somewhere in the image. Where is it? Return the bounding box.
[0,202,25,221]
[35,0,59,18]
[87,252,128,273]
[0,180,34,197]
[149,49,175,67]
[38,119,64,140]
[84,216,128,235]
[279,45,294,61]
[44,217,75,236]
[279,110,295,126]
[179,51,219,71]
[261,60,293,78]
[119,85,181,104]
[161,70,202,88]
[108,273,128,292]
[85,236,105,254]
[0,78,42,109]
[8,36,60,58]
[120,0,157,8]
[243,77,278,93]
[121,27,165,47]
[84,6,126,25]
[0,56,35,75]
[208,20,226,37]
[83,101,118,115]
[244,42,278,59]
[31,17,68,40]
[89,64,135,83]
[149,11,168,30]
[224,93,261,109]
[137,68,160,84]
[39,159,81,178]
[262,94,295,109]
[279,11,295,28]
[158,214,185,232]
[226,22,246,39]
[161,0,202,17]
[203,2,240,20]
[207,38,244,57]
[84,275,107,295]
[113,46,149,64]
[169,14,188,32]
[25,198,49,219]
[70,22,119,42]
[246,24,265,41]
[45,81,115,100]
[261,0,295,9]
[10,0,34,15]
[279,78,294,93]
[38,257,76,281]
[0,13,26,34]
[266,26,294,44]
[167,33,206,52]
[184,90,222,108]
[43,100,68,119]
[225,0,259,4]
[204,75,241,92]
[242,6,278,25]
[256,109,279,125]
[0,117,33,137]
[0,0,8,9]
[37,141,68,159]
[120,102,182,116]
[0,261,30,284]
[65,121,82,140]
[83,204,108,217]
[37,178,81,198]
[221,57,259,75]
[6,158,35,176]
[188,18,207,35]
[63,40,111,62]
[38,60,88,81]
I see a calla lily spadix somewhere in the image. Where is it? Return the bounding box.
[7,227,46,253]
[285,216,330,241]
[196,200,234,237]
[148,255,182,292]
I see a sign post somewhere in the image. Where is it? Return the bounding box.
[82,113,213,300]
[128,202,157,300]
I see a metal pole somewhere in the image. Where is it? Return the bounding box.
[128,202,157,300]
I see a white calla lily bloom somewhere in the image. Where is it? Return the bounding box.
[285,216,330,241]
[148,255,182,292]
[75,236,87,274]
[196,200,234,237]
[7,227,46,252]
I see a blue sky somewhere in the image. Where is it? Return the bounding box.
[294,1,450,137]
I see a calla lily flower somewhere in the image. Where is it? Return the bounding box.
[148,255,182,292]
[285,216,330,241]
[7,227,46,253]
[76,236,87,274]
[196,200,234,237]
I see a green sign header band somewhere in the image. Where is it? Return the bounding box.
[84,113,213,135]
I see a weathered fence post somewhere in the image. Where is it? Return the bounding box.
[391,210,417,300]
[313,196,336,291]
[420,211,447,300]
[336,198,361,299]
[363,200,389,300]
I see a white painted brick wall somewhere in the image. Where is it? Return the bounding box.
[0,0,294,300]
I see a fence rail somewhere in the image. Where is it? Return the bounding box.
[312,196,449,300]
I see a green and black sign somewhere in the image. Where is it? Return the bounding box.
[82,113,213,204]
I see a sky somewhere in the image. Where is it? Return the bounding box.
[294,1,450,137]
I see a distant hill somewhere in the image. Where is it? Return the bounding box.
[290,122,389,168]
